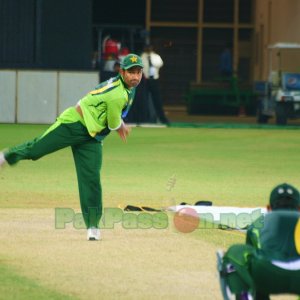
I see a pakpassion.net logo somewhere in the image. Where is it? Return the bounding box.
[55,207,264,233]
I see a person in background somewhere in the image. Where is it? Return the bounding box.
[113,61,121,74]
[220,46,233,79]
[141,44,170,125]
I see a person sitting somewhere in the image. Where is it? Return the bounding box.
[217,183,300,300]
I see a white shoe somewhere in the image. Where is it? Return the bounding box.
[0,152,7,168]
[87,227,101,241]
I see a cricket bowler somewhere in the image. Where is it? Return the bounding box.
[0,53,144,241]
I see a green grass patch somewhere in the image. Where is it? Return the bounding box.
[0,262,76,300]
[0,123,299,300]
[1,124,300,209]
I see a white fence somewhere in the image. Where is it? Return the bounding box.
[0,70,99,124]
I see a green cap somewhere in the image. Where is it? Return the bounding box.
[121,53,143,70]
[270,183,300,210]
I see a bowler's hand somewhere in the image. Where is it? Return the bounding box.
[117,121,131,142]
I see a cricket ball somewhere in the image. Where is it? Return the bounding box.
[173,207,199,233]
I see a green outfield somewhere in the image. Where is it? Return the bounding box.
[0,124,299,300]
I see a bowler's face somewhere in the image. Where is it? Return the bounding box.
[120,67,143,88]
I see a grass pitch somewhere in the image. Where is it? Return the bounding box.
[0,124,299,300]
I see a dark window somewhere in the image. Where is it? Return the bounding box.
[203,0,234,23]
[151,0,198,22]
[150,27,197,104]
[239,0,253,23]
[239,28,252,41]
[93,0,145,25]
[238,29,253,81]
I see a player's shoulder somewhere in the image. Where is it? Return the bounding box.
[95,75,120,89]
[262,210,300,234]
[90,76,121,96]
[266,210,300,221]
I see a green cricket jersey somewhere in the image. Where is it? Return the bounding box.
[79,75,135,138]
[246,210,300,260]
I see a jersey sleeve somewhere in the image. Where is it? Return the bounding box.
[106,98,123,130]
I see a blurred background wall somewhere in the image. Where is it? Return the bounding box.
[0,0,299,106]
